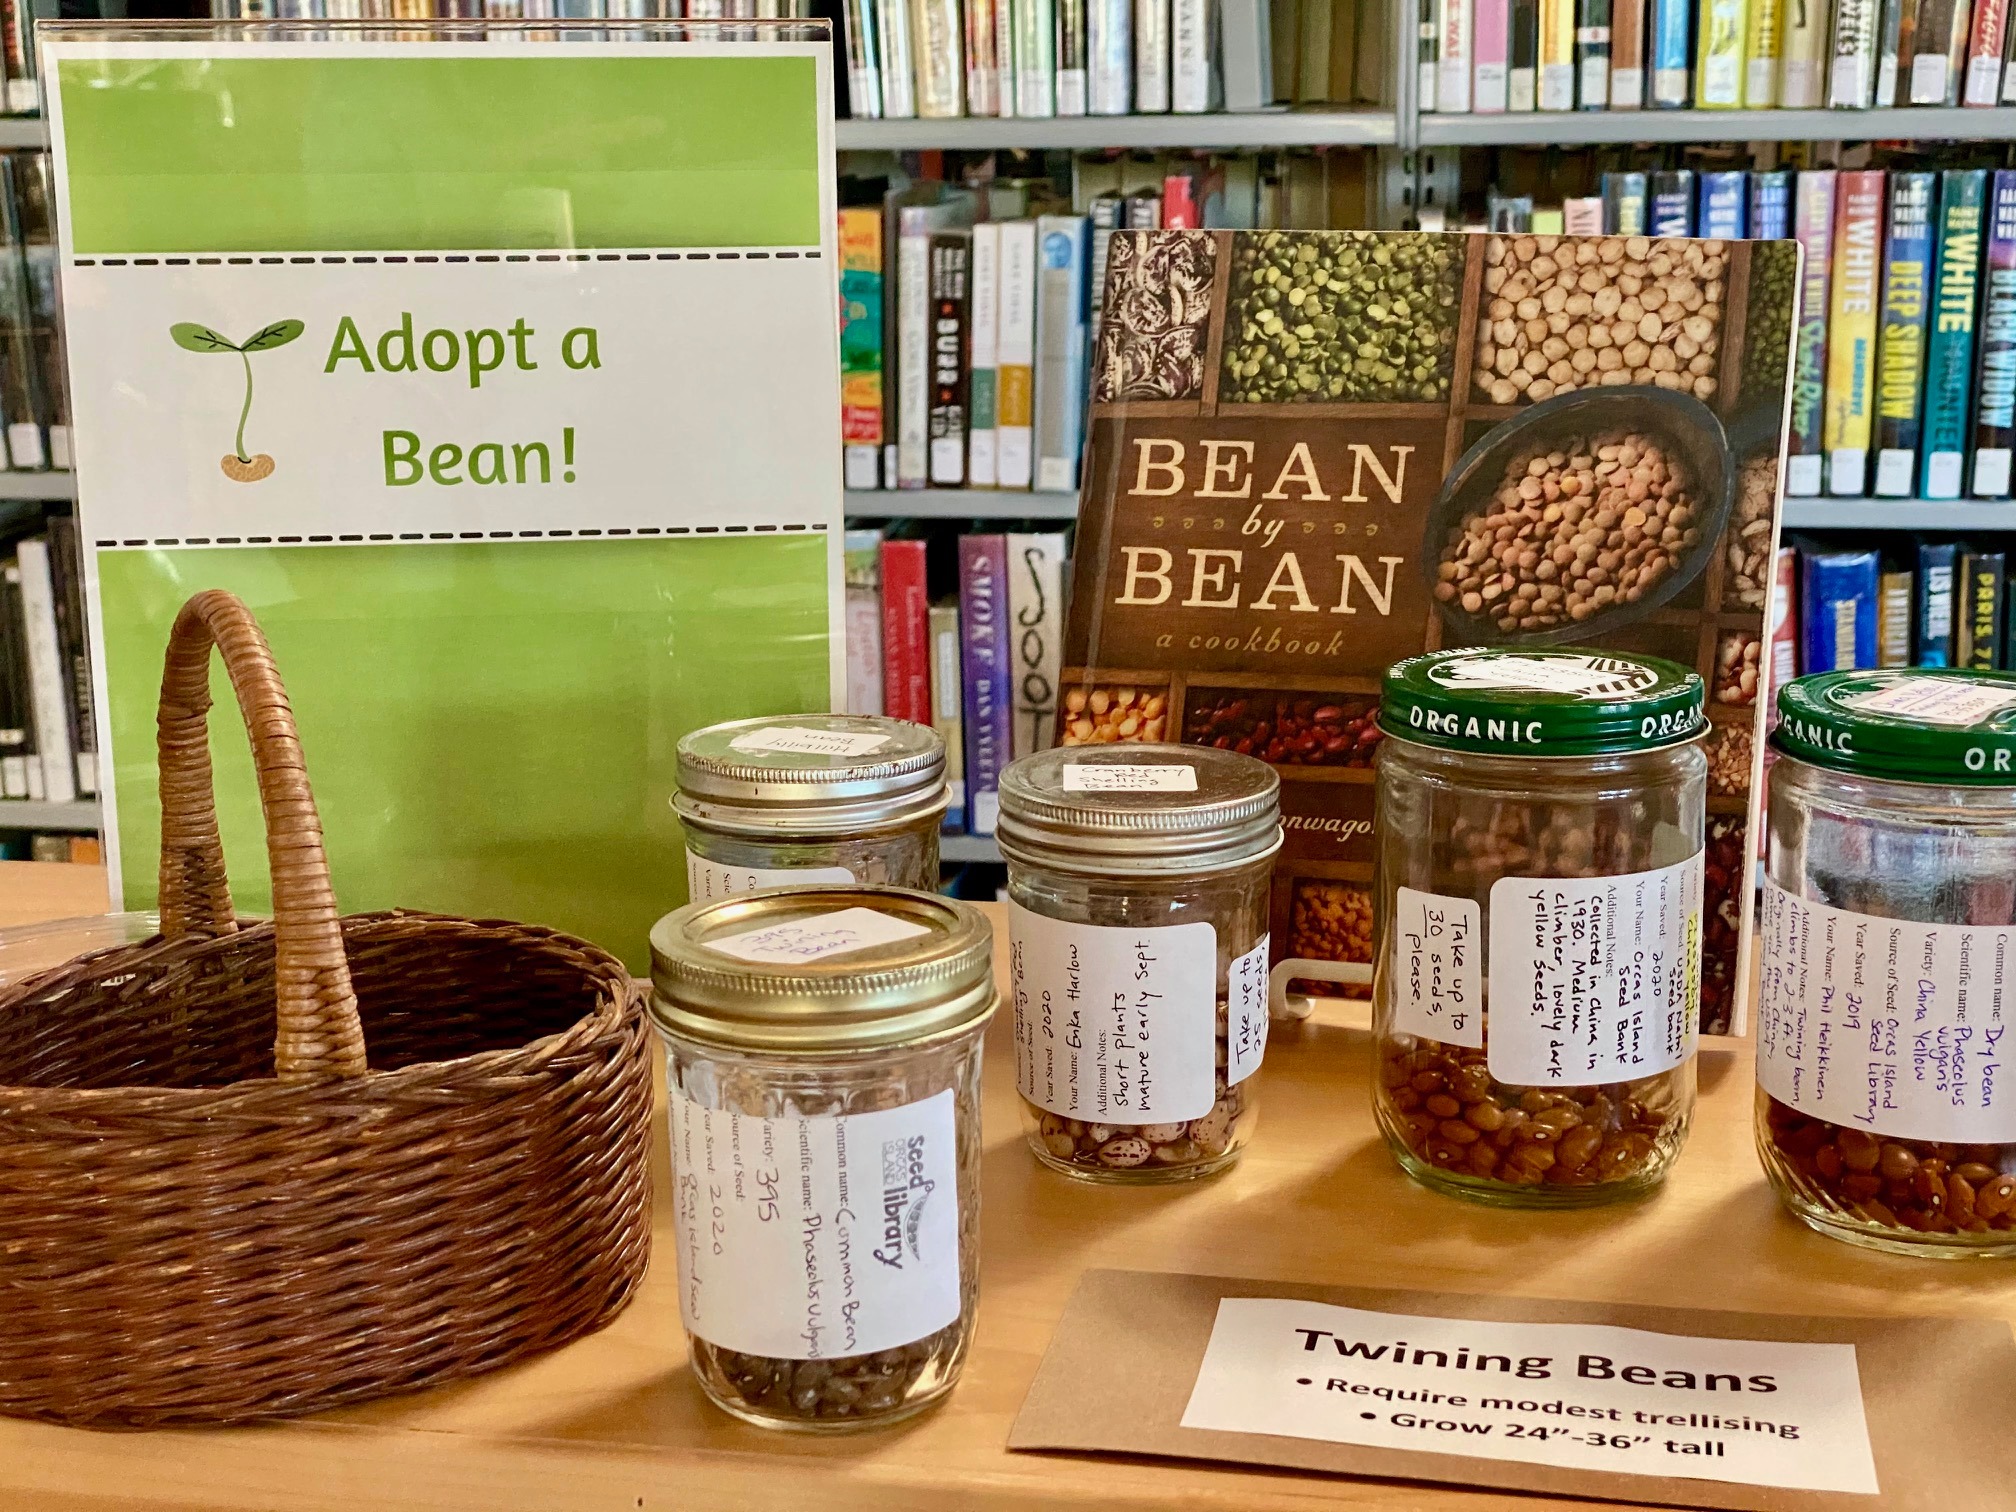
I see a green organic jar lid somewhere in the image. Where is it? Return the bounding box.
[1773,668,2016,784]
[1379,647,1706,757]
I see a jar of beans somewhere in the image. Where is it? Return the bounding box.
[1757,669,2016,1257]
[675,715,948,901]
[1372,649,1708,1207]
[650,887,994,1429]
[997,744,1281,1183]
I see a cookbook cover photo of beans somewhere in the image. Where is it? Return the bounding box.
[1060,228,1797,1036]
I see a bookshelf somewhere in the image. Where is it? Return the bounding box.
[1416,106,2016,146]
[1783,500,2016,531]
[1,471,75,502]
[0,798,99,831]
[836,112,1399,152]
[843,488,1077,520]
[0,118,46,151]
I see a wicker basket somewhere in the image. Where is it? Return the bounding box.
[0,590,653,1428]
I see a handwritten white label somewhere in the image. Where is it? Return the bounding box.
[685,850,855,902]
[1757,879,2016,1141]
[668,1088,961,1360]
[1061,763,1199,793]
[705,906,929,965]
[1227,935,1270,1085]
[728,725,893,758]
[1391,887,1483,1049]
[1008,901,1218,1122]
[1844,676,2016,728]
[1486,854,1702,1086]
[1180,1298,1878,1495]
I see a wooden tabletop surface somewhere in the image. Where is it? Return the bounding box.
[3,863,2012,1512]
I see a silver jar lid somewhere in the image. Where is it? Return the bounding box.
[996,744,1282,876]
[648,886,995,1053]
[674,714,950,838]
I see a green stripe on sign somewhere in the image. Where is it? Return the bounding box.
[55,53,823,253]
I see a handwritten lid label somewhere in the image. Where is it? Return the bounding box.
[1061,763,1200,792]
[727,725,894,759]
[1775,668,2016,784]
[704,906,930,965]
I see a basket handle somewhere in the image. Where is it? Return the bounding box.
[156,589,367,1083]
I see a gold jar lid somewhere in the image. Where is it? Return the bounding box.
[647,886,995,1053]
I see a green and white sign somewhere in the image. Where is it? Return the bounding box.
[45,33,843,967]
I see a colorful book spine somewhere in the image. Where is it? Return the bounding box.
[1006,533,1068,759]
[929,602,967,832]
[1878,568,1915,666]
[841,0,882,116]
[1830,0,1880,104]
[1510,0,1542,104]
[1873,170,1936,497]
[1444,0,1478,107]
[1033,216,1090,494]
[1777,0,1830,101]
[1823,170,1885,498]
[1875,0,1910,103]
[2004,8,2016,101]
[1924,169,1989,499]
[1769,547,1800,697]
[1787,171,1837,497]
[1917,541,1960,665]
[1909,0,1970,102]
[837,207,884,492]
[1650,169,1696,233]
[996,220,1037,490]
[879,537,932,725]
[1800,548,1881,672]
[1745,0,1782,100]
[1972,169,2016,497]
[965,0,1001,113]
[1695,0,1747,101]
[1649,0,1693,100]
[1576,0,1613,104]
[1540,0,1578,103]
[1968,0,2011,100]
[1477,0,1514,107]
[957,534,1013,835]
[1610,0,1646,102]
[927,231,971,487]
[1135,0,1171,110]
[844,528,885,716]
[1602,169,1649,232]
[968,221,1001,489]
[1698,170,1747,237]
[1749,169,1793,238]
[1960,550,2009,667]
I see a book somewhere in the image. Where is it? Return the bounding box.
[1908,0,1972,102]
[1968,0,2010,99]
[1006,533,1069,759]
[1694,0,1747,102]
[1563,195,1607,233]
[878,0,918,116]
[13,538,72,805]
[1601,169,1649,233]
[1749,169,1793,238]
[1223,0,1276,108]
[1823,169,1884,498]
[1173,0,1216,109]
[1744,0,1782,100]
[997,0,1020,114]
[1876,0,1911,103]
[43,514,93,797]
[880,537,932,725]
[841,0,883,112]
[0,560,28,799]
[1800,547,1880,672]
[1478,0,1514,106]
[1786,170,1836,498]
[1013,0,1057,113]
[1923,169,1988,500]
[1649,169,1695,234]
[957,534,1013,835]
[997,220,1039,490]
[1609,0,1646,102]
[1057,0,1090,112]
[1510,0,1542,104]
[1769,546,1800,694]
[914,0,964,114]
[928,231,972,487]
[1649,0,1693,100]
[1698,170,1747,237]
[929,602,968,832]
[1873,170,1937,498]
[965,0,1002,113]
[2003,2,2016,101]
[9,157,60,472]
[1576,0,1612,104]
[1137,0,1173,109]
[969,222,1002,489]
[837,207,885,492]
[1034,215,1090,495]
[1540,0,1577,103]
[1959,549,2009,667]
[1830,0,1880,104]
[1777,0,1830,101]
[1444,0,1477,107]
[1422,0,1443,107]
[1878,567,1914,666]
[1916,540,1960,665]
[1973,168,2016,498]
[843,528,886,716]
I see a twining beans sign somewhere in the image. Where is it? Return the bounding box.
[43,31,844,967]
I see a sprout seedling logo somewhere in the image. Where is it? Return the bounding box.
[170,318,306,483]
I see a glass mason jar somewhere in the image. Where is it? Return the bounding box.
[1757,668,2016,1258]
[674,715,948,901]
[649,886,994,1430]
[1372,648,1708,1207]
[996,744,1281,1184]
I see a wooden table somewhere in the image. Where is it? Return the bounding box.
[4,864,2013,1511]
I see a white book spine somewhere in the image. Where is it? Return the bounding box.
[844,0,883,106]
[1220,0,1273,107]
[1014,0,1058,112]
[878,0,919,116]
[915,0,966,113]
[969,223,1002,489]
[897,228,932,487]
[995,221,1038,490]
[1172,0,1212,109]
[1033,217,1088,493]
[996,0,1019,113]
[1441,0,1474,108]
[1089,0,1134,110]
[1004,534,1068,760]
[15,540,75,806]
[1135,0,1172,107]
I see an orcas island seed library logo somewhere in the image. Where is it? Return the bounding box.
[170,317,306,483]
[874,1133,937,1270]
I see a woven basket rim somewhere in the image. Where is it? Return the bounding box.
[0,908,637,1108]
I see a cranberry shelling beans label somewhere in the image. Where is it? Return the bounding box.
[1179,1298,1879,1495]
[1756,880,2016,1142]
[1392,888,1484,1049]
[1009,905,1220,1122]
[668,1089,961,1360]
[684,852,854,902]
[1060,763,1200,792]
[1485,854,1703,1085]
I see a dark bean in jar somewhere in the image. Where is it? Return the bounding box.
[1759,1100,2016,1235]
[706,1331,953,1423]
[1183,690,1383,768]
